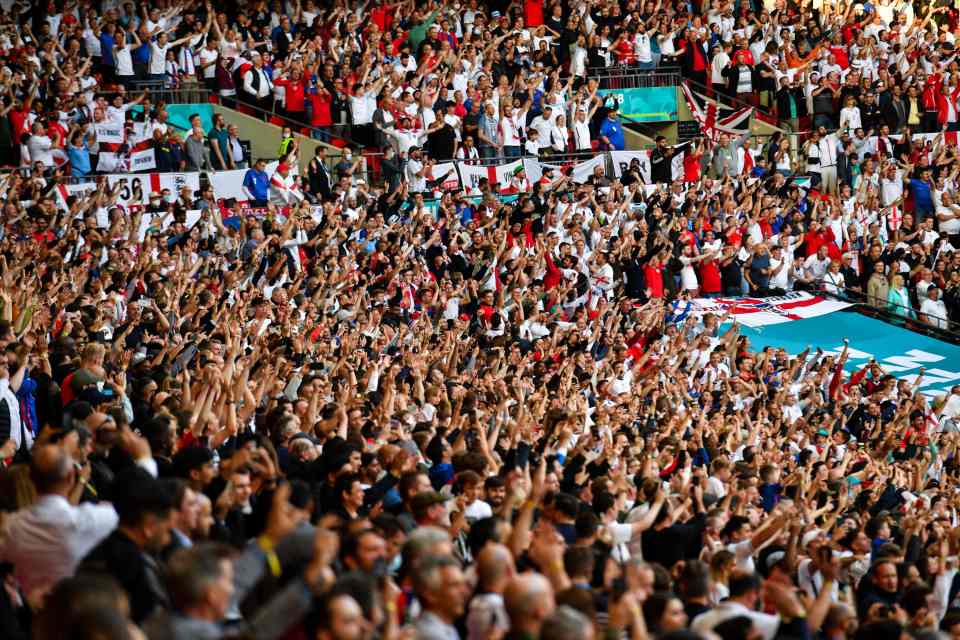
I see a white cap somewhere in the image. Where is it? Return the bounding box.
[801,528,822,549]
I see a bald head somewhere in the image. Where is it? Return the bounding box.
[30,443,74,495]
[505,573,556,635]
[477,543,515,592]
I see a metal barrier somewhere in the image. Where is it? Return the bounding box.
[432,149,601,166]
[188,86,369,149]
[130,80,210,107]
[588,65,682,90]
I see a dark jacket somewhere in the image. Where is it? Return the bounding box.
[307,156,332,199]
[650,145,674,184]
[883,97,907,131]
[722,63,755,96]
[79,530,169,624]
[861,101,882,132]
[680,38,710,78]
[776,87,807,119]
[381,156,403,193]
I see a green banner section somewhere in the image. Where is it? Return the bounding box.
[598,87,678,122]
[130,104,216,133]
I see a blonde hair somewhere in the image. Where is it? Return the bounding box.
[0,464,37,511]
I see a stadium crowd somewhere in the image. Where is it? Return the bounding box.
[3,1,960,640]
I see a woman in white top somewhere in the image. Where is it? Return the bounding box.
[679,244,711,295]
[774,137,793,177]
[823,260,845,295]
[839,95,862,132]
[549,115,569,153]
[114,28,140,88]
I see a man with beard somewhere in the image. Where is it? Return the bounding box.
[315,593,374,640]
[484,476,507,513]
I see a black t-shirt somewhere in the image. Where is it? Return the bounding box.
[720,256,742,290]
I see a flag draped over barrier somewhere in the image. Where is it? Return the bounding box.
[681,82,753,142]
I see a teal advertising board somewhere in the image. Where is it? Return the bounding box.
[130,104,216,134]
[598,87,678,122]
[734,312,960,398]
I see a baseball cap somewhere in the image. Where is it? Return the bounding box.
[410,490,452,511]
[765,550,787,572]
[801,528,823,548]
[79,386,116,406]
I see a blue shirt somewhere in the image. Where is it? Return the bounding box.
[100,32,115,65]
[68,142,91,177]
[909,178,933,212]
[133,41,151,65]
[599,117,625,150]
[759,482,782,512]
[243,168,269,202]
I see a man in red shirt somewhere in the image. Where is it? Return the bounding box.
[643,256,665,299]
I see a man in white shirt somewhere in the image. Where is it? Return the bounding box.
[721,512,790,573]
[499,105,524,157]
[768,245,791,291]
[691,572,784,640]
[148,31,195,82]
[921,286,950,329]
[242,53,274,116]
[0,436,156,599]
[937,192,960,241]
[406,146,427,193]
[803,244,831,284]
[26,121,59,168]
[711,42,731,89]
[385,118,428,155]
[530,105,555,144]
[106,91,143,124]
[350,78,385,148]
[815,126,841,194]
[797,543,841,603]
[634,23,654,68]
[198,39,220,90]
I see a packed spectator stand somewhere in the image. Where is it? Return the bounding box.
[4,1,960,640]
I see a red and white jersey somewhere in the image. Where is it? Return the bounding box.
[269,172,304,205]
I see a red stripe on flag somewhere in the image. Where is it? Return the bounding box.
[705,103,717,137]
[487,165,497,184]
[149,173,161,194]
[775,296,827,310]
